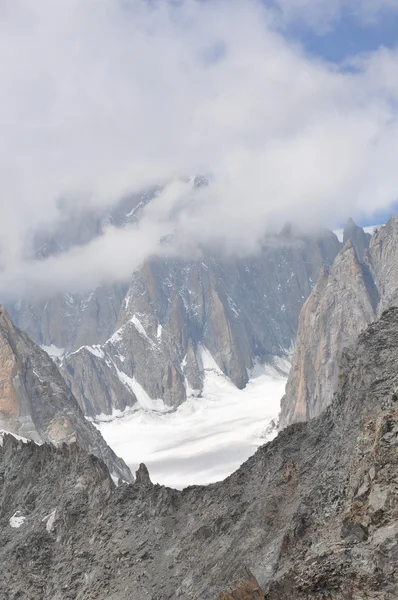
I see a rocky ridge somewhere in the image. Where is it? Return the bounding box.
[1,308,398,599]
[279,217,396,427]
[0,305,132,482]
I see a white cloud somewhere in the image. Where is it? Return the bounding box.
[1,0,398,298]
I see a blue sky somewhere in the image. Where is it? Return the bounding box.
[360,201,398,226]
[325,10,398,228]
[295,14,398,63]
[271,2,398,226]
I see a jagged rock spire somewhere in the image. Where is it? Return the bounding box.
[343,217,371,262]
[135,463,153,487]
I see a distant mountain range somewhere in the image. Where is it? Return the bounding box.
[6,193,342,419]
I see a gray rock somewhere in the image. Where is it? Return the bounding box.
[279,240,377,426]
[343,217,371,262]
[1,308,398,598]
[280,216,398,428]
[0,306,132,482]
[62,228,341,415]
[5,193,342,415]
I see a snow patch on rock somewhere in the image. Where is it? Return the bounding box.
[42,509,56,532]
[41,344,65,359]
[9,511,26,528]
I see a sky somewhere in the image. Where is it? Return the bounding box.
[1,0,398,298]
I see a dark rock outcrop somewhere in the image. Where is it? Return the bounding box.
[1,309,398,598]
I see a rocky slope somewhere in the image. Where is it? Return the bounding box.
[1,308,398,599]
[61,228,340,415]
[0,306,132,482]
[279,217,396,428]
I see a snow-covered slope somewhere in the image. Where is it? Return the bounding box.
[97,353,287,489]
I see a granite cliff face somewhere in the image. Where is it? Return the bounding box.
[0,306,132,482]
[1,308,398,599]
[279,217,396,428]
[342,216,371,262]
[61,229,340,416]
[8,218,341,415]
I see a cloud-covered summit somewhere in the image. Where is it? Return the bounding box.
[1,0,398,297]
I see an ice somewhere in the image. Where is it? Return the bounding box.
[98,351,287,489]
[157,324,163,341]
[109,326,124,345]
[42,509,56,532]
[86,345,105,359]
[41,344,65,359]
[333,228,344,242]
[9,511,26,528]
[197,344,222,373]
[226,294,240,317]
[69,344,104,359]
[131,314,149,339]
[114,366,168,412]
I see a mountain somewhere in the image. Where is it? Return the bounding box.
[62,229,341,416]
[0,306,132,482]
[7,214,341,417]
[1,308,398,599]
[7,188,157,352]
[279,217,396,428]
[342,216,371,261]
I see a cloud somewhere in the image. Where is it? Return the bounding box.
[1,0,398,299]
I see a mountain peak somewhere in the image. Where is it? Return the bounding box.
[345,216,357,228]
[342,218,369,262]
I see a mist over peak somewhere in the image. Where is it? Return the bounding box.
[0,0,397,298]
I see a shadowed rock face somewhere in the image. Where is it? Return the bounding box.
[280,216,398,428]
[1,309,398,599]
[0,306,132,482]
